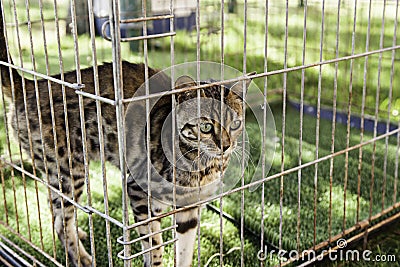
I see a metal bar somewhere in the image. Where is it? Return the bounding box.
[0,157,92,214]
[328,0,341,243]
[0,244,32,267]
[74,90,116,105]
[343,0,358,233]
[0,3,12,228]
[121,44,400,104]
[117,239,178,261]
[278,1,289,265]
[23,0,45,250]
[101,28,175,42]
[117,225,177,245]
[0,61,84,90]
[394,1,400,206]
[169,0,177,265]
[0,224,64,267]
[0,237,43,267]
[36,0,63,260]
[297,0,308,252]
[69,0,87,265]
[313,0,325,248]
[195,1,201,266]
[108,0,130,265]
[241,0,249,266]
[83,206,124,228]
[50,0,71,263]
[123,14,174,23]
[13,0,37,244]
[0,162,8,225]
[141,0,154,265]
[0,256,15,267]
[219,0,225,265]
[369,0,387,227]
[386,0,399,208]
[86,0,103,264]
[115,127,400,229]
[8,0,30,240]
[36,0,58,257]
[357,0,373,223]
[260,0,270,264]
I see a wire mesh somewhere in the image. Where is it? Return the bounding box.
[0,0,399,267]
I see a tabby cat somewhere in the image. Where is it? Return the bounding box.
[0,3,252,267]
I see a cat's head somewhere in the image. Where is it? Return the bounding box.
[174,74,253,164]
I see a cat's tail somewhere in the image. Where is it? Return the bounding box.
[0,0,21,99]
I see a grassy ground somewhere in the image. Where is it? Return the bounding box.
[1,0,400,266]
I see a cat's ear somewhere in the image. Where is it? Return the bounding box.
[230,71,256,97]
[174,75,197,89]
[175,75,203,103]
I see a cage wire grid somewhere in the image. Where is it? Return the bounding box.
[0,0,399,266]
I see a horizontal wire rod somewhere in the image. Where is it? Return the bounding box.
[2,45,397,104]
[2,105,399,231]
[3,107,398,247]
[0,234,45,267]
[117,239,178,261]
[116,225,177,245]
[121,44,400,104]
[0,225,64,267]
[0,60,84,89]
[119,127,400,230]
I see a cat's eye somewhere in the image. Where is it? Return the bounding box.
[199,122,213,133]
[230,120,242,130]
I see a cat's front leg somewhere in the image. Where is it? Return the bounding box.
[128,180,165,267]
[175,207,199,267]
[49,171,92,267]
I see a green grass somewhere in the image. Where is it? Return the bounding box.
[1,0,400,266]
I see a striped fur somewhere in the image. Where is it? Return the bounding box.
[1,3,250,266]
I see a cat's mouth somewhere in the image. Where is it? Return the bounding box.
[202,146,234,159]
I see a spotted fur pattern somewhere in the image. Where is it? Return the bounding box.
[1,4,251,266]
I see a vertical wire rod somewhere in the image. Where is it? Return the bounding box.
[10,0,32,240]
[392,0,399,205]
[382,0,397,210]
[219,0,225,266]
[36,0,59,257]
[195,1,201,266]
[241,1,249,266]
[369,0,387,224]
[108,0,130,265]
[343,0,359,233]
[47,0,70,262]
[87,0,105,264]
[168,0,177,265]
[279,1,289,265]
[0,0,17,233]
[357,0,373,223]
[69,0,88,265]
[328,0,341,242]
[142,0,154,265]
[260,0,269,264]
[23,0,45,250]
[313,0,325,248]
[297,0,307,252]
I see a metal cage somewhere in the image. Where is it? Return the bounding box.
[0,0,399,266]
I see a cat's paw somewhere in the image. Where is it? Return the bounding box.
[78,227,88,241]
